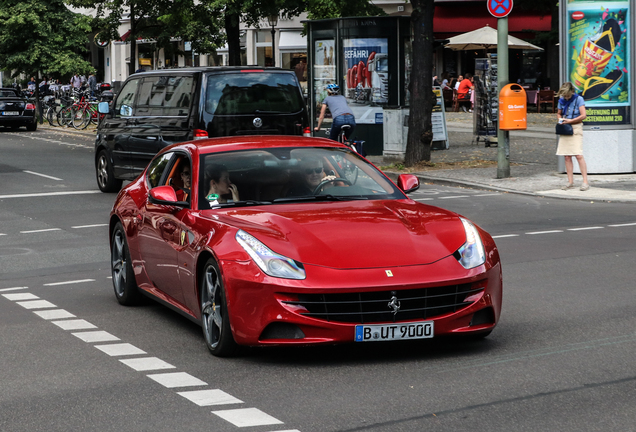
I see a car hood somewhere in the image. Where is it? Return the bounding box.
[206,200,467,269]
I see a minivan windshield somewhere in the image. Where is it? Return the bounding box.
[198,147,405,210]
[205,72,305,116]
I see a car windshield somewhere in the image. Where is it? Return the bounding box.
[204,72,305,116]
[198,147,404,210]
[0,89,18,98]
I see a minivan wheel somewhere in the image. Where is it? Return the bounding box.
[96,150,122,192]
[200,258,238,357]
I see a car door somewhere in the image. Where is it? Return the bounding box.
[137,152,186,306]
[106,78,141,179]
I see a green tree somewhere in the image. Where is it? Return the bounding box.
[66,0,224,76]
[0,0,93,121]
[404,0,435,166]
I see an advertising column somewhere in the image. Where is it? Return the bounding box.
[562,0,634,173]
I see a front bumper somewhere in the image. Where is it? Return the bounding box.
[220,255,502,346]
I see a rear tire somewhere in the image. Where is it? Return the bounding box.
[111,222,141,305]
[96,150,122,192]
[26,121,37,131]
[200,258,238,357]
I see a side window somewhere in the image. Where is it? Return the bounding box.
[114,79,140,117]
[146,152,173,189]
[163,76,194,116]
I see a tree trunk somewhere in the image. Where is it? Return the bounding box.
[404,0,435,167]
[225,13,241,66]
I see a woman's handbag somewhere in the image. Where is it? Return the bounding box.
[555,122,574,135]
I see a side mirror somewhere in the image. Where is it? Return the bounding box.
[149,186,188,207]
[397,174,420,194]
[98,101,110,114]
[120,104,133,117]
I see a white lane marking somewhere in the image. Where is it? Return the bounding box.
[567,226,604,231]
[43,279,95,286]
[119,357,176,372]
[0,190,101,199]
[526,230,564,235]
[608,222,636,227]
[148,372,208,389]
[492,234,520,239]
[0,287,28,292]
[473,193,501,197]
[52,319,98,330]
[72,331,120,343]
[178,389,243,406]
[16,300,57,309]
[23,170,62,181]
[2,293,39,301]
[71,224,108,229]
[0,233,6,236]
[266,430,301,432]
[33,309,76,320]
[20,228,62,234]
[414,198,434,201]
[95,343,147,357]
[438,195,470,199]
[212,408,284,427]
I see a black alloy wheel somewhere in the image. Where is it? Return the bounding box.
[96,150,122,192]
[200,258,237,357]
[111,222,141,305]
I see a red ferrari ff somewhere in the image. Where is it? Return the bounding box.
[109,136,502,356]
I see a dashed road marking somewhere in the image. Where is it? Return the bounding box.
[526,230,564,235]
[23,170,62,181]
[148,372,208,388]
[119,357,176,372]
[0,287,28,292]
[2,293,39,301]
[609,222,636,227]
[16,299,57,309]
[72,330,120,343]
[33,309,76,320]
[438,195,471,199]
[492,234,520,239]
[0,190,101,199]
[567,226,604,231]
[95,343,147,357]
[71,224,108,229]
[43,279,95,286]
[212,408,284,427]
[20,228,62,234]
[52,319,98,330]
[178,389,243,406]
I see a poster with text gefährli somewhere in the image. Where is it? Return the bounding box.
[343,38,388,107]
[567,1,630,125]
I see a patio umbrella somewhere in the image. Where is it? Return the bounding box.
[445,25,543,51]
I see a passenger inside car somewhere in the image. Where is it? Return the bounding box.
[204,163,240,206]
[166,158,191,204]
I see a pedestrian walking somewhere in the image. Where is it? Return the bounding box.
[556,82,589,191]
[70,73,81,89]
[88,71,97,98]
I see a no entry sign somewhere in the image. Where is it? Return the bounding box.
[487,0,513,18]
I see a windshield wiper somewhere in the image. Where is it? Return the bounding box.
[272,195,368,203]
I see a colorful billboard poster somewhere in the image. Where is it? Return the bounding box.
[313,40,336,119]
[566,1,630,125]
[343,38,389,106]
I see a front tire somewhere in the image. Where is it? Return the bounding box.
[200,258,237,357]
[111,222,141,305]
[96,150,122,192]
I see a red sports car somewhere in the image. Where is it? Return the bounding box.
[109,136,502,356]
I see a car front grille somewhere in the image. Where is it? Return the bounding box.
[283,284,480,324]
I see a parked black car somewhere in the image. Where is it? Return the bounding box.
[95,67,310,192]
[0,88,37,131]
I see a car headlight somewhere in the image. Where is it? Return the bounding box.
[454,218,486,269]
[236,230,306,280]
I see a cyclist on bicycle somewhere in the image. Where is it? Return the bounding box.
[314,83,356,142]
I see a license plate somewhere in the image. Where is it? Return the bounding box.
[2,111,19,116]
[355,321,434,342]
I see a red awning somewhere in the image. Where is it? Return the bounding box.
[434,5,551,40]
[119,30,131,42]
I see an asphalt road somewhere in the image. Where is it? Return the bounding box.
[1,128,635,432]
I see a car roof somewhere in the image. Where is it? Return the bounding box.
[173,136,348,157]
[131,67,294,77]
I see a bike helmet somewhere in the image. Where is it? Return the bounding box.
[326,83,340,93]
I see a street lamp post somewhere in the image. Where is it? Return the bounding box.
[267,14,278,67]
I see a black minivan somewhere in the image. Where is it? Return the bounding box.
[95,67,310,192]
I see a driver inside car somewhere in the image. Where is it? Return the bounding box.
[287,158,337,197]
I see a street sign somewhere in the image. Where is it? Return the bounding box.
[94,34,109,48]
[487,0,513,18]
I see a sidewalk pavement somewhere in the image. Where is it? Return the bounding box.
[372,112,636,203]
[38,113,636,203]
